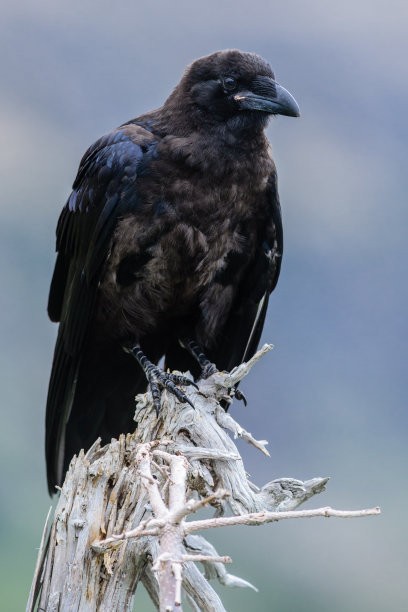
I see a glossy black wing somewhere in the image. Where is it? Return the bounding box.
[45,127,152,492]
[211,172,283,371]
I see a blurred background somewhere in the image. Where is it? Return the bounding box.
[1,1,407,610]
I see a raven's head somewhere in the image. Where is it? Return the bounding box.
[167,49,299,132]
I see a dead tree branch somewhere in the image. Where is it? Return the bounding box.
[28,345,380,611]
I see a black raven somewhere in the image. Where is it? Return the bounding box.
[45,49,299,493]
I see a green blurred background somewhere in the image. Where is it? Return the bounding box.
[1,1,407,610]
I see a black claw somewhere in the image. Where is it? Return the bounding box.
[163,377,196,409]
[185,396,196,409]
[177,392,195,409]
[169,373,199,389]
[234,388,247,406]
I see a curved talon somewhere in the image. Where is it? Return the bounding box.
[234,388,247,406]
[164,379,195,409]
[168,373,199,390]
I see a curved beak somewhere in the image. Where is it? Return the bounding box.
[234,79,300,117]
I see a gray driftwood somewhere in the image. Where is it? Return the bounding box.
[28,345,379,611]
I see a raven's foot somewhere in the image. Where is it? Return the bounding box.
[180,338,247,406]
[127,345,198,415]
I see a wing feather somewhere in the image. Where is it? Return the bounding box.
[45,127,154,492]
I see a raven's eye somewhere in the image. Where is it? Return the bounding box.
[223,76,237,92]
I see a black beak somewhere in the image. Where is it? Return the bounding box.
[234,77,300,118]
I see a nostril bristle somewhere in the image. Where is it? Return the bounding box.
[251,77,277,98]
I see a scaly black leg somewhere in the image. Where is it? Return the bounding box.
[180,338,217,379]
[179,338,247,406]
[125,345,198,415]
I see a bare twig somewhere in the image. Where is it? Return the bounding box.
[184,505,381,533]
[180,554,232,564]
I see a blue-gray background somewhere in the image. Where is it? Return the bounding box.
[1,1,406,610]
